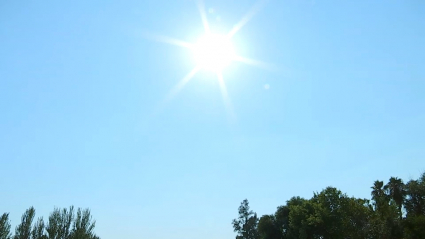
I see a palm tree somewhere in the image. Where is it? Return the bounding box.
[371,180,387,212]
[371,180,384,205]
[384,177,405,220]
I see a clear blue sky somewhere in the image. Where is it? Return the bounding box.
[1,0,424,238]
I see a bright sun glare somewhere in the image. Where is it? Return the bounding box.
[145,0,270,120]
[192,34,236,72]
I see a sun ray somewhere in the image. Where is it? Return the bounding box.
[150,67,200,118]
[227,0,268,38]
[141,32,193,48]
[165,66,200,102]
[145,1,275,121]
[196,0,211,34]
[217,73,236,122]
[233,55,278,71]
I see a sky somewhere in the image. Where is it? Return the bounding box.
[1,0,424,238]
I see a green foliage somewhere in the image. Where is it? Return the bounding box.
[0,213,12,239]
[403,172,425,239]
[14,207,35,239]
[32,218,47,239]
[0,207,99,239]
[405,173,425,217]
[384,177,406,220]
[46,206,74,239]
[258,215,280,239]
[404,215,425,239]
[232,199,259,239]
[235,172,425,239]
[69,208,97,239]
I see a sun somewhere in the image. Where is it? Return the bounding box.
[144,0,271,120]
[192,33,236,73]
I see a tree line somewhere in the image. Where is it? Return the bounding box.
[0,206,100,239]
[233,172,425,239]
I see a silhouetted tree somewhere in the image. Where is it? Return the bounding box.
[1,206,100,239]
[46,206,74,239]
[384,177,406,220]
[404,172,425,239]
[258,215,280,239]
[14,207,35,239]
[233,199,259,239]
[31,218,47,239]
[69,208,98,239]
[0,213,12,239]
[241,173,425,239]
[371,180,388,212]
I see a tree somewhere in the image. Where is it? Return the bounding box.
[46,206,74,239]
[384,177,406,220]
[371,180,388,212]
[1,206,100,239]
[234,173,425,239]
[369,179,404,239]
[14,207,35,239]
[69,208,99,239]
[232,199,259,239]
[311,187,356,238]
[286,199,318,239]
[274,205,289,239]
[32,218,47,239]
[404,172,425,239]
[343,198,373,239]
[404,173,425,217]
[403,215,425,239]
[0,213,12,239]
[258,215,280,239]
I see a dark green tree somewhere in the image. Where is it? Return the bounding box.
[69,208,99,239]
[370,179,403,239]
[274,205,289,239]
[14,207,35,239]
[404,172,425,239]
[343,197,373,238]
[232,172,425,239]
[404,173,425,217]
[232,199,259,239]
[1,206,100,239]
[32,218,47,239]
[384,177,406,220]
[276,197,304,239]
[258,215,280,239]
[46,206,74,239]
[403,215,425,239]
[286,198,319,239]
[0,213,12,239]
[371,180,388,212]
[311,187,348,238]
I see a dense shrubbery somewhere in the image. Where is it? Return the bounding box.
[0,206,99,239]
[233,172,425,239]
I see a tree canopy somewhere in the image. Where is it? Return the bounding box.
[0,207,99,239]
[234,172,425,239]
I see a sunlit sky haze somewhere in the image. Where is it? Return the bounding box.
[1,1,425,239]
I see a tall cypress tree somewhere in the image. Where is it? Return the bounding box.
[14,207,35,239]
[0,213,12,239]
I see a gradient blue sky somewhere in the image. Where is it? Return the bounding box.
[1,0,424,238]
